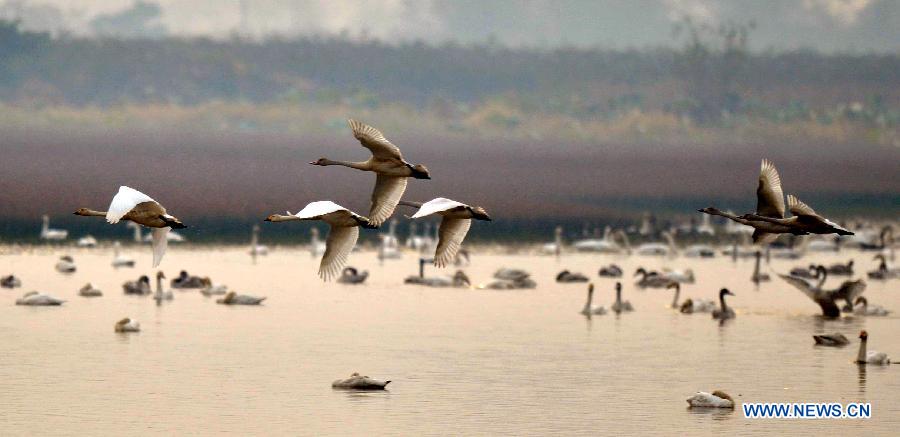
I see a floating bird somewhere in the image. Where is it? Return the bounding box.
[852,297,890,316]
[249,224,269,261]
[634,268,673,289]
[398,198,491,268]
[216,291,266,305]
[309,119,430,226]
[686,391,735,409]
[79,283,102,297]
[557,270,589,283]
[598,264,623,278]
[855,331,890,365]
[171,270,207,288]
[76,235,97,247]
[405,270,471,288]
[331,372,391,390]
[661,268,695,284]
[111,242,135,268]
[611,282,633,313]
[40,214,68,240]
[55,255,76,273]
[825,260,854,276]
[114,318,140,333]
[712,289,735,320]
[199,278,228,296]
[265,201,376,280]
[778,269,866,318]
[309,227,327,258]
[16,291,65,306]
[789,264,817,279]
[867,254,899,279]
[1,275,22,288]
[154,271,173,302]
[337,267,369,284]
[74,186,186,267]
[122,275,151,295]
[813,333,849,346]
[580,283,607,316]
[739,195,853,238]
[668,282,715,313]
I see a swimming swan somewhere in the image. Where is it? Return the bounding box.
[598,264,623,278]
[1,274,22,288]
[580,283,607,315]
[337,267,369,284]
[217,291,266,305]
[852,297,890,316]
[123,275,151,295]
[855,331,890,365]
[611,282,633,313]
[111,242,135,268]
[668,282,715,313]
[114,318,140,333]
[154,271,173,302]
[55,255,76,273]
[711,289,735,320]
[813,333,849,346]
[557,270,589,283]
[331,372,391,390]
[687,391,735,409]
[79,283,103,297]
[16,291,65,306]
[398,198,491,268]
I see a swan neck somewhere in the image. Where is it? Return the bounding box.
[720,293,728,311]
[327,159,368,170]
[83,209,107,217]
[270,214,301,222]
[671,287,680,308]
[857,338,867,363]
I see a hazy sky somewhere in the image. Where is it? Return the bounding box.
[2,0,898,53]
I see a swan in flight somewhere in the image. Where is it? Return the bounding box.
[216,291,266,305]
[122,275,151,295]
[265,201,376,280]
[778,269,866,318]
[74,186,186,267]
[154,271,173,302]
[852,297,891,316]
[699,159,808,244]
[855,331,890,365]
[711,289,735,320]
[813,333,849,346]
[310,119,431,226]
[611,282,633,313]
[1,275,22,288]
[687,391,735,409]
[40,214,68,240]
[16,291,65,306]
[580,283,607,316]
[79,283,103,297]
[331,372,391,390]
[739,194,853,238]
[668,282,715,313]
[398,198,491,268]
[114,318,140,333]
[55,255,76,273]
[111,242,135,268]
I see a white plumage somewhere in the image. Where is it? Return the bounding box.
[106,186,155,224]
[403,197,489,268]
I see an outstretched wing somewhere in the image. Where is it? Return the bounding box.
[411,198,469,219]
[828,279,866,302]
[752,229,779,245]
[293,201,349,220]
[107,186,155,224]
[319,226,359,281]
[369,175,407,227]
[348,119,403,160]
[786,194,817,217]
[150,227,169,268]
[756,159,785,218]
[434,217,472,268]
[777,274,817,300]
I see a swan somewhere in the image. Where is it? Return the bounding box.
[331,372,390,390]
[867,254,900,279]
[826,260,853,276]
[406,269,470,288]
[580,283,607,316]
[477,269,535,289]
[789,264,817,279]
[779,268,867,318]
[855,331,890,365]
[266,201,376,280]
[813,333,849,346]
[700,159,809,244]
[154,271,173,302]
[668,282,715,313]
[337,267,369,284]
[751,250,770,283]
[122,275,151,295]
[377,219,403,261]
[852,297,891,316]
[55,255,76,273]
[572,226,623,253]
[687,391,735,409]
[40,214,68,240]
[79,283,102,297]
[634,268,673,289]
[739,195,854,238]
[171,270,207,288]
[309,119,430,226]
[308,227,327,258]
[661,268,695,284]
[635,231,675,256]
[16,291,65,306]
[111,242,135,268]
[611,282,633,313]
[1,274,22,288]
[711,289,735,320]
[114,318,140,333]
[598,264,623,278]
[199,278,228,296]
[398,198,491,268]
[684,244,716,258]
[540,226,564,255]
[76,235,97,247]
[74,186,187,267]
[249,224,269,261]
[557,270,589,283]
[216,291,266,305]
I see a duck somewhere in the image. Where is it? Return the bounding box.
[114,318,140,333]
[556,270,589,283]
[398,198,491,268]
[249,224,269,260]
[738,194,854,238]
[580,283,607,316]
[16,291,65,306]
[826,260,854,276]
[337,267,369,284]
[700,159,809,244]
[40,214,68,240]
[1,274,22,288]
[55,255,76,273]
[668,282,715,313]
[634,267,673,289]
[154,271,173,302]
[711,289,736,320]
[78,283,103,297]
[751,250,770,283]
[597,264,623,278]
[216,291,266,305]
[74,186,187,267]
[309,119,430,227]
[813,333,849,346]
[867,254,900,279]
[852,297,890,316]
[686,391,735,409]
[266,201,376,281]
[122,275,151,295]
[199,278,228,296]
[331,372,390,390]
[111,242,135,268]
[779,269,866,318]
[171,270,207,288]
[855,331,890,365]
[611,282,633,313]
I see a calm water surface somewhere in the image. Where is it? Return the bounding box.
[0,245,898,435]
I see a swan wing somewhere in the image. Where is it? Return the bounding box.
[434,217,471,268]
[369,174,407,227]
[777,274,817,300]
[293,201,348,220]
[319,225,359,281]
[151,227,169,267]
[411,198,469,219]
[756,159,785,218]
[752,229,779,245]
[786,194,817,217]
[107,186,155,224]
[348,119,403,160]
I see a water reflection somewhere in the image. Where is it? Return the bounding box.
[857,364,867,395]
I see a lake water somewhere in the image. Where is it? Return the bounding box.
[0,245,897,435]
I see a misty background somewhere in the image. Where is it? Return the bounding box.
[0,0,897,243]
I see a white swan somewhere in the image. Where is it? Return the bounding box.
[111,242,135,268]
[398,198,491,268]
[661,268,695,283]
[331,372,391,390]
[635,230,674,256]
[16,291,65,306]
[216,291,266,305]
[154,271,173,302]
[309,119,431,226]
[611,282,633,313]
[309,227,327,258]
[668,282,715,313]
[249,224,269,260]
[55,255,76,273]
[79,283,103,297]
[855,331,890,365]
[580,283,607,315]
[265,201,375,280]
[40,214,68,240]
[76,235,97,247]
[711,289,735,320]
[687,391,735,409]
[377,219,403,261]
[74,186,187,267]
[852,297,890,316]
[540,226,564,256]
[572,226,623,253]
[200,278,228,296]
[114,318,140,333]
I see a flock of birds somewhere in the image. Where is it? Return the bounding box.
[3,124,897,402]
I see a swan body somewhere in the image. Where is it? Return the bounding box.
[580,283,607,315]
[406,270,470,288]
[399,198,491,268]
[826,260,853,276]
[200,278,228,296]
[76,235,97,247]
[813,333,849,346]
[331,372,390,390]
[634,268,673,288]
[852,297,890,316]
[114,318,140,333]
[171,270,207,288]
[598,264,623,278]
[687,391,735,409]
[712,289,735,320]
[217,291,266,305]
[154,272,173,302]
[739,195,854,238]
[266,201,375,280]
[111,242,135,268]
[310,120,430,226]
[79,283,103,297]
[683,244,716,258]
[856,331,890,365]
[867,254,900,279]
[40,215,68,240]
[55,256,76,273]
[668,283,714,313]
[337,267,369,284]
[573,228,622,253]
[661,268,695,284]
[16,291,65,306]
[249,224,269,259]
[779,269,866,318]
[557,270,589,283]
[1,275,22,288]
[123,275,151,295]
[74,186,186,267]
[611,282,633,313]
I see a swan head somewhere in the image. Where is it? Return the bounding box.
[157,271,166,279]
[859,330,868,340]
[854,296,867,306]
[666,282,680,291]
[711,390,733,402]
[410,164,431,180]
[615,282,622,292]
[471,206,491,221]
[719,288,734,297]
[698,207,722,215]
[634,267,646,277]
[309,158,329,166]
[588,283,594,294]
